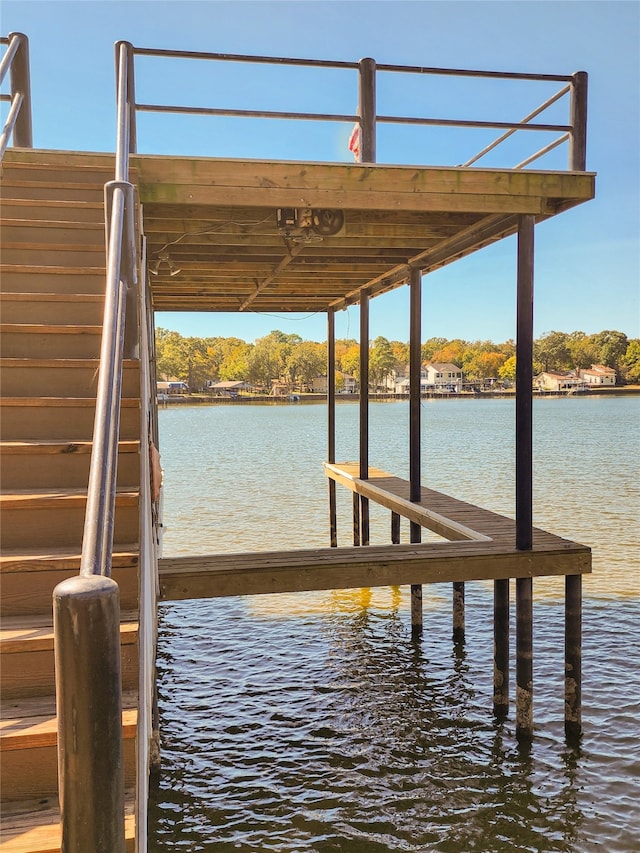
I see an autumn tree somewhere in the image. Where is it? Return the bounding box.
[621,339,640,384]
[286,340,326,389]
[534,331,572,372]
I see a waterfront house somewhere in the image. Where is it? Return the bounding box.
[534,371,588,392]
[424,362,464,393]
[206,379,252,397]
[578,364,616,386]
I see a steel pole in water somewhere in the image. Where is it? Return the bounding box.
[516,576,533,739]
[409,267,423,631]
[328,310,337,547]
[359,290,370,545]
[493,578,510,717]
[565,574,582,742]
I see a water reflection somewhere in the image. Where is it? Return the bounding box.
[149,590,630,852]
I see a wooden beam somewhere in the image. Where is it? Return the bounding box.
[158,541,590,601]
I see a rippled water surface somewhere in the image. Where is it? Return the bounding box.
[149,397,640,851]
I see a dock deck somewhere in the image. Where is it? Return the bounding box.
[158,463,590,601]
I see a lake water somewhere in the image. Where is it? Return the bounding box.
[149,396,639,852]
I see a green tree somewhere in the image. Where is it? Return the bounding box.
[591,330,628,373]
[621,339,640,384]
[369,336,396,390]
[286,341,326,389]
[534,331,572,372]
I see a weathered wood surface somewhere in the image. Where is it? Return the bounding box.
[160,464,590,601]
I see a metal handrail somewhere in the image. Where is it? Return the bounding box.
[55,40,138,853]
[0,32,32,158]
[124,45,587,171]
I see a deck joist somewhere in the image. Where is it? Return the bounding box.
[159,463,590,602]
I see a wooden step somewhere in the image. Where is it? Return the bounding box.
[0,162,115,184]
[0,397,140,440]
[0,614,139,700]
[1,245,106,267]
[0,793,135,852]
[0,293,105,325]
[0,198,104,223]
[0,488,139,549]
[0,266,106,294]
[0,221,105,247]
[0,438,140,490]
[0,180,106,202]
[0,325,104,359]
[0,545,139,617]
[0,358,140,398]
[0,694,138,800]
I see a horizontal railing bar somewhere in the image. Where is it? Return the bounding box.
[378,115,571,132]
[0,93,12,101]
[515,132,570,169]
[136,103,359,123]
[133,46,358,70]
[0,34,20,85]
[131,46,572,84]
[376,62,573,82]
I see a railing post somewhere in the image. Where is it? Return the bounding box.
[569,71,587,171]
[115,41,137,159]
[54,575,126,853]
[357,57,376,164]
[8,32,32,147]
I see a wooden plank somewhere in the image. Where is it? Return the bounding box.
[159,540,591,601]
[0,794,135,853]
[133,154,594,199]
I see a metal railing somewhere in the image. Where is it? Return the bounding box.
[53,41,139,853]
[121,46,587,171]
[0,32,32,158]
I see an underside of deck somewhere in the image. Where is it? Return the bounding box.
[2,149,594,314]
[135,154,594,313]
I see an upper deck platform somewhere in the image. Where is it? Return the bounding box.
[135,155,594,313]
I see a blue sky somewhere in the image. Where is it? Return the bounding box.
[3,0,638,344]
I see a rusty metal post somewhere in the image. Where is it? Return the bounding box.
[493,578,510,717]
[352,493,361,547]
[565,574,582,742]
[409,267,423,632]
[391,512,400,544]
[516,215,534,552]
[452,581,465,644]
[328,310,337,547]
[8,32,32,147]
[54,575,125,853]
[359,290,370,545]
[569,71,588,171]
[516,576,533,740]
[357,57,376,164]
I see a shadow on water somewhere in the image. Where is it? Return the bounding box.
[147,589,603,852]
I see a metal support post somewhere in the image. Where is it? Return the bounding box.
[359,290,370,545]
[516,576,533,739]
[328,310,337,547]
[409,267,423,631]
[516,215,534,552]
[493,578,510,717]
[565,574,582,742]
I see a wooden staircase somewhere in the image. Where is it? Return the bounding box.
[0,155,140,851]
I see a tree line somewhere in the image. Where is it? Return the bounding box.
[155,327,640,390]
